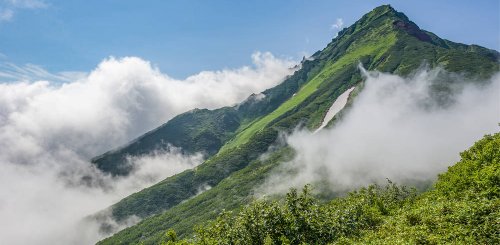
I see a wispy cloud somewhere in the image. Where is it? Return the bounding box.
[0,62,87,83]
[0,0,47,22]
[0,8,13,21]
[331,18,344,30]
[6,0,47,9]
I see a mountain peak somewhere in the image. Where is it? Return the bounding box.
[356,4,411,30]
[330,4,434,51]
[370,4,397,15]
[365,5,434,42]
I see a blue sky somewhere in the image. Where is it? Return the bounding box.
[0,0,498,79]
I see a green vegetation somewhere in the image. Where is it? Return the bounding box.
[92,107,241,176]
[110,128,279,220]
[100,148,294,244]
[360,133,500,244]
[190,182,416,245]
[221,30,396,151]
[154,133,500,244]
[98,5,499,244]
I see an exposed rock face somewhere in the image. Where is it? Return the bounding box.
[393,20,432,42]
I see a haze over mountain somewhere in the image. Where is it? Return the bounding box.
[0,3,498,245]
[0,53,294,244]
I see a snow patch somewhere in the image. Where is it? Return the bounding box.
[314,87,355,133]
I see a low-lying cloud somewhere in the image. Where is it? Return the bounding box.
[0,149,202,245]
[260,68,500,195]
[0,52,295,244]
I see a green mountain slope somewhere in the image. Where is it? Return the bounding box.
[161,133,499,244]
[92,43,322,177]
[97,5,499,244]
[92,107,241,176]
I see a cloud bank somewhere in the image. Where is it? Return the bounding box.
[260,68,500,195]
[0,52,294,244]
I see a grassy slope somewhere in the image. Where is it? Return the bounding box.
[110,127,278,220]
[106,4,398,225]
[221,30,396,151]
[99,5,499,244]
[161,133,499,244]
[357,133,500,244]
[92,107,241,176]
[101,148,295,245]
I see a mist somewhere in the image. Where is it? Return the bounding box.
[260,68,500,195]
[0,52,295,244]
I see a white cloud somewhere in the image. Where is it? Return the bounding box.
[0,62,87,83]
[0,148,203,245]
[0,0,46,22]
[0,52,295,244]
[0,8,13,21]
[259,68,500,195]
[7,0,47,9]
[331,18,344,30]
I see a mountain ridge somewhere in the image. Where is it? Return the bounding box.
[97,4,499,244]
[92,5,498,177]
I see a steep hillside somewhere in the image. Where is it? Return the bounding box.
[160,133,499,244]
[91,47,318,177]
[93,4,499,177]
[98,5,499,244]
[92,107,241,175]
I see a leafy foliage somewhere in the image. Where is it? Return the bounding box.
[191,182,415,245]
[158,133,499,245]
[360,133,500,244]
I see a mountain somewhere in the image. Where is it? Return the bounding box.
[92,107,242,176]
[97,5,499,244]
